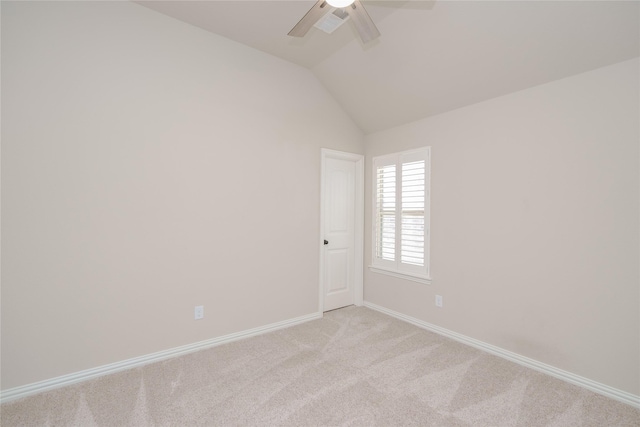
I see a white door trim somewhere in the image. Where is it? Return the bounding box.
[320,148,364,312]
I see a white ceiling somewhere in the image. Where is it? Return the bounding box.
[137,0,640,134]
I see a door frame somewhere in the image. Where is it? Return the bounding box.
[319,148,364,313]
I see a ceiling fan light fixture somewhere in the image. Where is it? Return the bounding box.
[289,0,379,42]
[326,0,355,9]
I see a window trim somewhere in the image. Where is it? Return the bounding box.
[370,147,431,284]
[369,266,431,285]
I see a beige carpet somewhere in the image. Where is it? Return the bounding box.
[2,306,639,426]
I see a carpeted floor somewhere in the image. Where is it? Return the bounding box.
[2,306,639,426]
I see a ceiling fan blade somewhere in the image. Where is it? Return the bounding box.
[288,0,331,37]
[348,0,381,43]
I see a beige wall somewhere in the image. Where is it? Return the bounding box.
[365,58,640,395]
[1,1,364,390]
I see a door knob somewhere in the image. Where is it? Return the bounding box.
[324,240,329,245]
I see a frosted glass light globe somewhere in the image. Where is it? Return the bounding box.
[326,0,355,8]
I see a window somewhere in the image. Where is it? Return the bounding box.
[371,147,431,284]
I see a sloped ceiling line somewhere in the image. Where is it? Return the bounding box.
[137,0,640,134]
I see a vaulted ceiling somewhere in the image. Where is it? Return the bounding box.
[137,0,640,134]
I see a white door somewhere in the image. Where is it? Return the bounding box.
[321,149,364,312]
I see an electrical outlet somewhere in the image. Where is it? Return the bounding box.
[194,305,204,320]
[435,295,443,308]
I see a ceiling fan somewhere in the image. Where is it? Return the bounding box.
[288,0,381,43]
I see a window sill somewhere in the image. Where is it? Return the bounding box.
[369,266,432,285]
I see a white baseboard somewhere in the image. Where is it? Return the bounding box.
[1,311,322,404]
[363,301,640,409]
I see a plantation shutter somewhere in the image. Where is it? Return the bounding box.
[372,148,430,282]
[401,159,425,266]
[375,163,396,262]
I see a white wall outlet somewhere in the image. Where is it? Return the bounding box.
[435,295,443,308]
[194,305,204,320]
